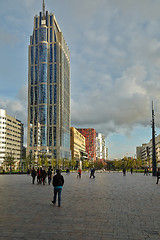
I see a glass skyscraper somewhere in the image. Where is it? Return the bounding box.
[27,1,70,161]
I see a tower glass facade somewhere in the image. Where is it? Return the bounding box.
[27,3,70,161]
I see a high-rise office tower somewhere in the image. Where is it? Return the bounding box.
[27,1,70,161]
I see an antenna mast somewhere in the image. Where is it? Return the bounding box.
[43,0,45,18]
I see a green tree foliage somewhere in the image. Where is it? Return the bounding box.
[3,152,15,171]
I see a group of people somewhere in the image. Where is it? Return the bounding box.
[31,167,64,207]
[31,166,53,185]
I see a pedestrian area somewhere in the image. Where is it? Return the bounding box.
[0,172,160,240]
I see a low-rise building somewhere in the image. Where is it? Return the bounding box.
[70,127,87,167]
[0,109,24,169]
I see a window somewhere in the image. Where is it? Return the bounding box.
[50,64,52,83]
[50,15,53,26]
[54,64,57,83]
[35,66,38,84]
[35,46,38,64]
[39,84,47,104]
[39,105,47,125]
[49,85,52,104]
[54,44,57,62]
[39,43,47,63]
[39,63,47,83]
[50,44,52,63]
[50,28,52,42]
[31,66,34,85]
[39,27,47,42]
[54,85,57,104]
[31,46,34,65]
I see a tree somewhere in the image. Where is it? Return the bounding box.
[3,152,15,172]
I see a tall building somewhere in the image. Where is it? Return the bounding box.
[0,109,24,168]
[70,127,87,162]
[27,1,70,161]
[77,128,96,162]
[96,133,106,161]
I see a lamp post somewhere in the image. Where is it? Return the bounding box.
[152,101,157,176]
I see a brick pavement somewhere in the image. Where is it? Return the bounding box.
[0,171,160,240]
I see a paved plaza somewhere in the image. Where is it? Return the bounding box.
[0,171,160,240]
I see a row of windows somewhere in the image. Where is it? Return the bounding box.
[30,83,57,106]
[31,63,57,85]
[32,26,57,45]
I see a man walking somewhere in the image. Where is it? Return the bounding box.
[52,169,64,207]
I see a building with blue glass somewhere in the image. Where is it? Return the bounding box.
[27,1,70,162]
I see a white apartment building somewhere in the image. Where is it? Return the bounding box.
[96,133,106,160]
[136,134,160,167]
[0,109,24,168]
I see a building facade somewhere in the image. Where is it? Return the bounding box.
[77,128,96,162]
[27,1,70,161]
[96,133,106,161]
[136,134,160,167]
[0,109,23,168]
[70,127,87,163]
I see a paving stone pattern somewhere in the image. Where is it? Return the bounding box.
[0,172,160,240]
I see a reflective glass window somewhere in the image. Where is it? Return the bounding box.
[50,15,53,26]
[30,86,33,105]
[34,127,37,146]
[34,107,37,125]
[49,127,52,146]
[35,30,38,44]
[30,128,33,146]
[50,28,52,42]
[35,46,38,64]
[35,86,38,105]
[31,66,34,85]
[50,44,52,63]
[54,44,57,62]
[30,107,33,124]
[54,127,56,146]
[39,105,47,125]
[39,27,47,42]
[49,106,52,125]
[40,12,42,26]
[35,66,38,84]
[54,31,56,42]
[39,43,47,63]
[49,85,52,104]
[46,12,48,26]
[54,105,56,125]
[50,64,52,83]
[54,85,57,104]
[39,84,47,104]
[54,64,57,83]
[39,63,47,83]
[35,17,38,28]
[41,126,47,146]
[31,46,34,65]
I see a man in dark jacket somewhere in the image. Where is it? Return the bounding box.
[52,169,64,207]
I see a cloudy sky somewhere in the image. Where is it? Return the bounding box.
[0,0,160,159]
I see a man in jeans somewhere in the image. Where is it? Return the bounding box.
[52,169,64,207]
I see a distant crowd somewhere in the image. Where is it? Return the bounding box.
[30,166,53,185]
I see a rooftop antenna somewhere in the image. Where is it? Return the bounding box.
[42,0,45,19]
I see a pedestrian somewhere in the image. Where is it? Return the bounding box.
[90,167,95,179]
[156,168,160,184]
[47,166,52,185]
[123,167,126,176]
[144,168,147,175]
[77,168,81,178]
[42,169,47,185]
[37,167,42,184]
[52,169,64,207]
[130,167,133,174]
[31,167,37,184]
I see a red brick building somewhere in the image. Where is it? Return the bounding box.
[77,128,96,162]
